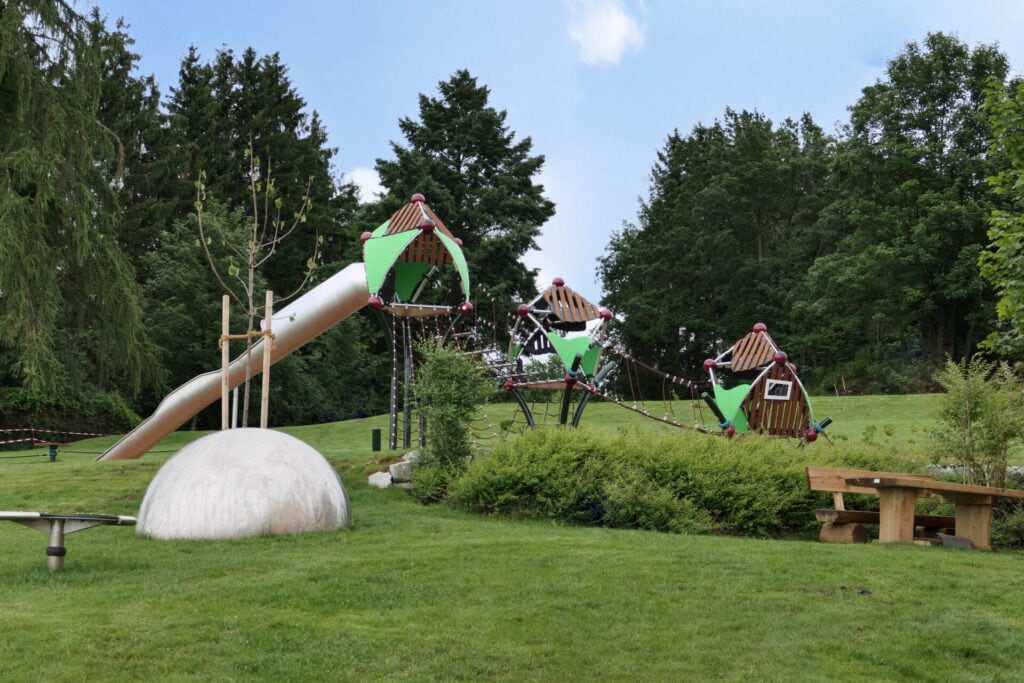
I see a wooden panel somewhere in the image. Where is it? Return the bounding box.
[729,332,776,372]
[742,364,809,437]
[805,467,933,496]
[814,509,955,528]
[385,202,454,238]
[541,285,602,323]
[399,232,452,266]
[845,476,1024,500]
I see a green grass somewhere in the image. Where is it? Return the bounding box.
[4,394,1024,680]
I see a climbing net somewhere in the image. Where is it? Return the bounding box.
[593,342,713,433]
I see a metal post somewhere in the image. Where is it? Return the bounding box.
[371,428,381,452]
[46,519,66,571]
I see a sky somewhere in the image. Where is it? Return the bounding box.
[86,0,1024,306]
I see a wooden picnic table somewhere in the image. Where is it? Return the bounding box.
[843,476,1024,550]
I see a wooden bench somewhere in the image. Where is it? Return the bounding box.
[843,474,1024,549]
[805,467,955,544]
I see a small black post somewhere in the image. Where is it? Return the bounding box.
[371,428,382,452]
[48,444,58,462]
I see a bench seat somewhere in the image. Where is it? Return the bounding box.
[814,508,955,528]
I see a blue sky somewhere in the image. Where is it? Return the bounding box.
[87,0,1024,306]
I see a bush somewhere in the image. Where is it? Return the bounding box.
[932,356,1024,487]
[992,507,1024,550]
[410,339,492,502]
[450,428,918,537]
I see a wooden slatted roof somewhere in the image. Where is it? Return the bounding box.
[385,200,457,267]
[537,284,602,324]
[729,331,778,372]
[384,202,455,239]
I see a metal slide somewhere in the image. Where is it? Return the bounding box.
[96,263,370,461]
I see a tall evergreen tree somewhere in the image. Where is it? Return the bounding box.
[796,33,1009,391]
[167,47,357,297]
[0,0,155,396]
[374,70,555,310]
[599,109,833,385]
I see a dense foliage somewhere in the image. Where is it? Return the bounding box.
[932,356,1024,487]
[409,340,493,503]
[4,8,1024,433]
[980,78,1024,359]
[449,428,917,537]
[373,70,556,316]
[601,33,1017,394]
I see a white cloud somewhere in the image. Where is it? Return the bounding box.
[568,0,644,66]
[343,166,384,204]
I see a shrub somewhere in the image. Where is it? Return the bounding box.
[932,356,1024,487]
[410,339,492,502]
[450,427,919,537]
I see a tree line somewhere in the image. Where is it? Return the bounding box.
[2,2,1023,431]
[600,32,1024,395]
[1,1,551,430]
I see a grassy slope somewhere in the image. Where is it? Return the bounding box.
[3,395,1024,680]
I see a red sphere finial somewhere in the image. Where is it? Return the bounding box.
[753,322,768,334]
[419,219,435,233]
[411,193,425,203]
[805,428,818,443]
[600,308,613,321]
[367,295,384,310]
[454,237,463,247]
[360,231,372,243]
[552,277,565,287]
[502,379,515,392]
[517,304,531,317]
[703,358,716,371]
[774,351,788,365]
[725,425,736,438]
[459,301,474,315]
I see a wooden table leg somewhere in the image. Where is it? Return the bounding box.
[943,493,994,550]
[877,487,917,543]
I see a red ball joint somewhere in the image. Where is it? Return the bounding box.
[703,358,716,371]
[552,277,565,287]
[367,295,384,310]
[805,428,818,443]
[503,379,515,392]
[774,351,788,365]
[753,322,768,334]
[517,304,531,317]
[725,425,736,438]
[459,301,474,315]
[419,219,435,234]
[411,193,425,203]
[600,308,613,321]
[454,237,463,247]
[360,231,372,243]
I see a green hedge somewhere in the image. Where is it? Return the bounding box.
[449,427,918,537]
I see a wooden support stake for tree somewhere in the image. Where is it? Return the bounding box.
[221,295,230,431]
[260,290,273,429]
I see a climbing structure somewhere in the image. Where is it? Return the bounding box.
[361,194,474,450]
[498,278,613,428]
[702,323,830,442]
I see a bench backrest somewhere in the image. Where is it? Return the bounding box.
[805,466,934,510]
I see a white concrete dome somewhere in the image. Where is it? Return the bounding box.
[137,428,351,540]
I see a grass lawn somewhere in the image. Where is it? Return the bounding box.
[3,394,1024,680]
